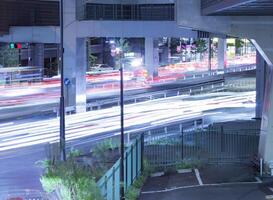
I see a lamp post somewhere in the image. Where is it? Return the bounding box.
[120,57,125,200]
[59,0,66,161]
[111,43,125,199]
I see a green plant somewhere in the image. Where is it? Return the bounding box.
[195,39,208,54]
[124,159,151,200]
[175,161,193,170]
[115,38,130,53]
[113,38,131,69]
[0,46,19,67]
[40,159,103,200]
[125,174,147,200]
[90,164,107,180]
[68,148,81,158]
[125,186,140,200]
[88,53,97,68]
[92,139,116,159]
[36,159,55,174]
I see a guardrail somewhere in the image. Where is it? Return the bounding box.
[88,64,256,89]
[225,64,256,73]
[86,80,224,111]
[53,79,224,116]
[68,112,204,151]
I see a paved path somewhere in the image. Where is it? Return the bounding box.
[140,183,267,200]
[140,164,272,200]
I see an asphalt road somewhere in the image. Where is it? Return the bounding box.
[140,184,267,200]
[0,74,224,121]
[140,164,268,200]
[0,68,255,123]
[0,91,256,194]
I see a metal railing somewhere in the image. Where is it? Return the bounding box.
[86,80,224,111]
[144,126,260,168]
[97,135,143,200]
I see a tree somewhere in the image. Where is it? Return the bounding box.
[170,38,181,54]
[112,38,130,69]
[0,46,19,67]
[235,39,244,55]
[88,53,97,69]
[195,39,208,54]
[115,38,130,53]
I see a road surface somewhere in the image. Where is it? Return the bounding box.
[0,91,256,194]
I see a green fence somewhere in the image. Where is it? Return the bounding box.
[144,127,260,167]
[97,135,143,200]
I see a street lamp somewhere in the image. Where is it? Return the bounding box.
[111,42,125,199]
[59,0,66,161]
[120,55,125,200]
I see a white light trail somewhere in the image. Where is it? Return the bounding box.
[0,91,256,152]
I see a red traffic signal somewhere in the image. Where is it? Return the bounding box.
[17,43,22,49]
[9,43,23,49]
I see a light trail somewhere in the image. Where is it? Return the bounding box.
[0,91,256,152]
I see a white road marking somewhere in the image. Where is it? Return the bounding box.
[142,182,261,194]
[255,176,262,183]
[265,195,273,200]
[194,169,203,186]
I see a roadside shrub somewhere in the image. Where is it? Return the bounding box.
[40,158,103,200]
[92,139,116,159]
[125,186,140,200]
[176,161,193,170]
[125,159,151,200]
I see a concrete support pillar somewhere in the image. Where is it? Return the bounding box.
[256,51,266,119]
[217,38,227,70]
[161,39,170,65]
[259,65,273,165]
[208,38,212,71]
[75,38,87,113]
[33,43,44,77]
[254,37,273,168]
[145,37,159,77]
[64,0,86,112]
[27,45,33,66]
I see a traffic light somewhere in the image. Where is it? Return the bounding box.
[17,43,22,49]
[9,43,16,49]
[9,43,22,49]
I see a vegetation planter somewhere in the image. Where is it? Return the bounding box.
[177,168,192,174]
[150,172,165,177]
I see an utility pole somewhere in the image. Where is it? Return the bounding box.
[59,0,66,161]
